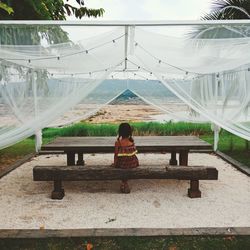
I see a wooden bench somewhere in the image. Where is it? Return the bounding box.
[33,165,218,200]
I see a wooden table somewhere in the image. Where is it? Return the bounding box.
[42,136,211,166]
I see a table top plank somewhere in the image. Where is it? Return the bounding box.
[42,136,211,152]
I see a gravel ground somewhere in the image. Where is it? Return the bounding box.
[0,153,249,230]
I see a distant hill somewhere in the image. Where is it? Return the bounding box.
[46,79,181,105]
[109,89,148,105]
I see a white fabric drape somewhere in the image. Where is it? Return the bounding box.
[1,22,250,150]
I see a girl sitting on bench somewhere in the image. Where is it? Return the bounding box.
[113,122,139,193]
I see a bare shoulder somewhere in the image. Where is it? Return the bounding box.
[119,138,134,146]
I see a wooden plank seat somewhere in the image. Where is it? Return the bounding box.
[33,165,218,200]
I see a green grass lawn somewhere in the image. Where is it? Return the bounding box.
[1,236,250,250]
[1,122,249,169]
[42,122,212,137]
[201,134,250,167]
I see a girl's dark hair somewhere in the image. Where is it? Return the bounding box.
[118,122,134,142]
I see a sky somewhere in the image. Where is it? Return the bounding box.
[67,0,212,21]
[65,0,213,40]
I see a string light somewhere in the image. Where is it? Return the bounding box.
[135,41,198,75]
[1,34,125,62]
[47,59,124,77]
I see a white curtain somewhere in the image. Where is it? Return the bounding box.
[1,22,250,151]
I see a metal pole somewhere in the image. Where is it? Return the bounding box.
[124,26,129,70]
[213,74,220,151]
[32,69,42,152]
[1,20,250,26]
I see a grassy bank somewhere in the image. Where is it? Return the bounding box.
[0,138,51,172]
[42,122,212,138]
[1,122,249,169]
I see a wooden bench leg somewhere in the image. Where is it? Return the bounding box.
[67,152,75,166]
[77,153,85,166]
[188,180,201,198]
[169,152,177,165]
[51,180,64,200]
[179,150,188,166]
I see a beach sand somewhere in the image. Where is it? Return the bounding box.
[0,102,189,128]
[48,104,164,126]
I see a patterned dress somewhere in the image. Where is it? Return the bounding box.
[115,141,139,169]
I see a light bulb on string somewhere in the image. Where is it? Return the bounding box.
[157,59,161,68]
[112,39,118,47]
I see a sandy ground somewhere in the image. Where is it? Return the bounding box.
[0,153,249,230]
[0,103,188,127]
[49,104,164,126]
[85,104,163,123]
